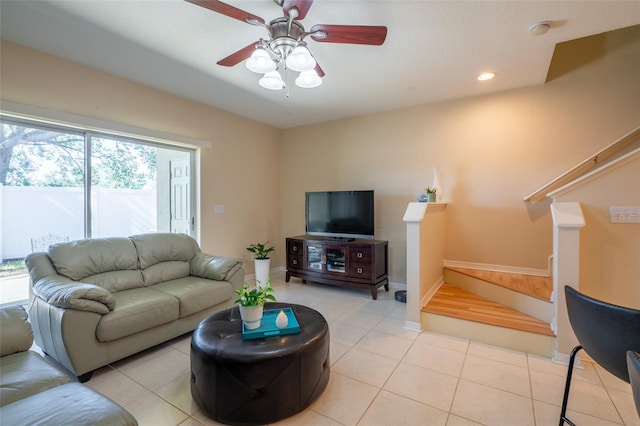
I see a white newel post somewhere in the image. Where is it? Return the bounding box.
[403,202,428,332]
[551,202,585,364]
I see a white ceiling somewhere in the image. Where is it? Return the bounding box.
[1,1,639,129]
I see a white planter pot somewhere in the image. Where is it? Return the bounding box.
[239,305,264,330]
[254,258,271,289]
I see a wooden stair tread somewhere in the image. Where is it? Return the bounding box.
[444,266,552,301]
[424,284,555,336]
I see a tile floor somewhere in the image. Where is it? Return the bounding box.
[79,272,638,426]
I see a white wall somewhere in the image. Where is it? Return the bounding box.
[1,186,156,259]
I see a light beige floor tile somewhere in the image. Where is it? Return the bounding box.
[116,347,190,391]
[531,369,623,423]
[527,354,568,377]
[331,321,370,346]
[87,367,153,407]
[532,400,623,426]
[337,310,385,331]
[384,362,458,411]
[190,410,227,425]
[273,409,343,425]
[358,389,448,426]
[388,303,408,320]
[595,363,633,393]
[355,330,413,360]
[329,339,351,366]
[311,372,379,426]
[461,354,531,397]
[530,368,567,405]
[468,341,528,367]
[415,331,469,353]
[357,298,400,316]
[450,380,535,426]
[332,347,399,387]
[372,317,421,341]
[445,414,484,426]
[177,418,206,426]
[124,392,189,426]
[608,387,640,426]
[170,334,193,355]
[403,340,466,377]
[155,373,200,415]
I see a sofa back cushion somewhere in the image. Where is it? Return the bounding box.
[48,238,143,292]
[130,233,199,286]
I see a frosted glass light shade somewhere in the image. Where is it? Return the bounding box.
[295,70,322,88]
[259,71,285,90]
[286,46,316,72]
[246,48,276,74]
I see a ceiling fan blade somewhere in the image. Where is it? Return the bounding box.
[217,42,257,67]
[185,0,265,25]
[283,0,314,20]
[310,24,387,45]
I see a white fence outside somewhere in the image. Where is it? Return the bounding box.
[0,185,156,261]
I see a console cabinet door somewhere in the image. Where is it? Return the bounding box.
[287,239,304,271]
[304,243,347,275]
[349,246,373,279]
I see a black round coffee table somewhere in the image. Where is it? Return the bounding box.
[190,302,330,426]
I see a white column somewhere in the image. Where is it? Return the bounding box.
[403,202,428,331]
[551,201,585,363]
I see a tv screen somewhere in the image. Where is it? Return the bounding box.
[305,190,375,239]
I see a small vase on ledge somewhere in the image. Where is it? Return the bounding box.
[432,166,442,202]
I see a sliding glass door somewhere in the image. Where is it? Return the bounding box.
[0,118,194,305]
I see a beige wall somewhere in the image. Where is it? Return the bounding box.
[554,152,640,308]
[2,24,639,286]
[280,26,640,284]
[0,40,282,271]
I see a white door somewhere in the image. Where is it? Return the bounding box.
[170,159,191,234]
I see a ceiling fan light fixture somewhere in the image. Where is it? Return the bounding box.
[259,70,286,90]
[286,45,316,72]
[295,69,322,88]
[246,48,276,74]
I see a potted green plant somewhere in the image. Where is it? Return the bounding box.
[246,242,275,289]
[234,281,276,329]
[425,187,437,202]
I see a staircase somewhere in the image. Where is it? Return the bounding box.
[421,267,556,356]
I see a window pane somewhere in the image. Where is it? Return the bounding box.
[1,122,85,304]
[90,136,158,237]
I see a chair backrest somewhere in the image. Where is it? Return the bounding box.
[565,285,640,382]
[627,351,640,417]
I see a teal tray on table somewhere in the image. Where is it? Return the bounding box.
[242,307,301,340]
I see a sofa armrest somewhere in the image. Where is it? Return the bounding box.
[32,276,115,315]
[190,253,243,282]
[0,306,33,356]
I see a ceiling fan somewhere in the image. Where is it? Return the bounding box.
[185,0,388,90]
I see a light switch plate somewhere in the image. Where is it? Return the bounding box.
[608,206,640,223]
[214,204,225,214]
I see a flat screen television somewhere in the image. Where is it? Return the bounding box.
[305,190,375,240]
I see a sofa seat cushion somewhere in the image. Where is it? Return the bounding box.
[97,288,179,342]
[0,382,137,426]
[150,277,233,318]
[0,351,71,407]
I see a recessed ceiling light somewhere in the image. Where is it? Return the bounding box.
[477,72,496,81]
[529,22,551,36]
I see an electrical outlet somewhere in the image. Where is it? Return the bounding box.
[608,206,640,223]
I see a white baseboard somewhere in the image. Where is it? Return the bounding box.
[421,276,444,308]
[552,351,584,369]
[404,320,422,333]
[443,259,550,277]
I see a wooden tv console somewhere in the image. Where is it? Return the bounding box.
[285,235,389,300]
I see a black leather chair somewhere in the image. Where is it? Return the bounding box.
[560,286,640,426]
[628,351,640,418]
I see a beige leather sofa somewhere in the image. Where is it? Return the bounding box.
[25,232,244,381]
[0,305,137,425]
